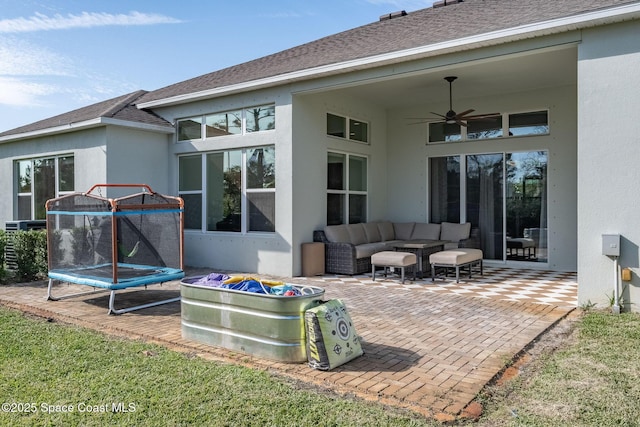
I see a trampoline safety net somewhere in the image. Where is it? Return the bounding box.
[46,185,184,284]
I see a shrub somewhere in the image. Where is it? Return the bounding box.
[11,229,48,281]
[0,229,6,281]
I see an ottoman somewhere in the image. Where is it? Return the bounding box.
[429,248,483,283]
[371,251,416,284]
[506,238,536,260]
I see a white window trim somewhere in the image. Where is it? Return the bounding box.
[427,109,550,144]
[15,154,74,220]
[179,146,276,234]
[326,112,370,145]
[177,104,276,143]
[327,150,369,225]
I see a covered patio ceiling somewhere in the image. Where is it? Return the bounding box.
[326,45,577,111]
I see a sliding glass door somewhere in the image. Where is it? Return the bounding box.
[466,154,504,260]
[505,151,548,262]
[429,151,547,263]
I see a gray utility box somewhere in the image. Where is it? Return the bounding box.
[602,234,621,256]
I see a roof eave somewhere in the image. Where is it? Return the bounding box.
[0,117,174,144]
[137,2,640,110]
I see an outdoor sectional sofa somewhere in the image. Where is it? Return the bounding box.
[313,221,478,275]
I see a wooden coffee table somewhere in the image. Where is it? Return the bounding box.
[393,240,447,278]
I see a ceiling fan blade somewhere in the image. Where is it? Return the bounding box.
[463,112,500,120]
[429,112,447,119]
[456,119,468,127]
[455,109,475,119]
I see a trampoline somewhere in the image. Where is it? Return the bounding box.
[46,184,185,314]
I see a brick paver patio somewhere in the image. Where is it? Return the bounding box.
[0,267,576,420]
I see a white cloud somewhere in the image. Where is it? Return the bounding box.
[0,38,72,76]
[0,11,182,33]
[0,10,179,110]
[0,77,57,107]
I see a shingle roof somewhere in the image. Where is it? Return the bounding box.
[0,90,172,138]
[137,0,640,105]
[3,0,638,139]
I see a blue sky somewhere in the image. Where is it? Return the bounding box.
[0,0,435,132]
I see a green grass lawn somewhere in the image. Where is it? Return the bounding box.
[0,306,433,427]
[479,310,640,426]
[2,306,640,426]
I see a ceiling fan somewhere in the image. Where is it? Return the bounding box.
[409,76,498,127]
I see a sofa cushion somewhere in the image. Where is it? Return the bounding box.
[411,223,441,240]
[377,221,395,241]
[444,242,460,250]
[354,242,388,258]
[346,223,367,245]
[440,222,471,243]
[393,222,415,240]
[362,222,382,243]
[324,224,350,243]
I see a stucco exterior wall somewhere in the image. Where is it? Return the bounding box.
[291,91,389,275]
[105,126,173,196]
[0,128,108,225]
[156,88,296,276]
[577,21,640,311]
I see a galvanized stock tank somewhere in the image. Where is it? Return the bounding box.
[180,277,325,363]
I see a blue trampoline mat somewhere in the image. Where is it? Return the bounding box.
[48,263,185,290]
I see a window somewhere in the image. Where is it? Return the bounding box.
[178,155,203,230]
[327,152,367,225]
[428,110,548,143]
[15,155,74,220]
[246,147,276,231]
[177,104,275,142]
[205,111,241,137]
[326,113,346,138]
[428,123,462,143]
[509,111,549,136]
[177,117,202,141]
[467,115,503,140]
[326,113,369,143]
[245,105,275,133]
[178,146,276,233]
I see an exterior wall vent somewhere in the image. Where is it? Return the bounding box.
[379,10,407,21]
[4,220,47,271]
[433,0,464,8]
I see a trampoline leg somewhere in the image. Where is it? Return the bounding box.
[47,278,107,302]
[108,291,117,315]
[47,279,59,301]
[107,289,180,315]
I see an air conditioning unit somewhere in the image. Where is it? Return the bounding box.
[4,220,47,271]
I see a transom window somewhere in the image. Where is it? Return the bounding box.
[15,155,74,220]
[327,152,368,225]
[179,146,275,233]
[428,110,548,143]
[177,104,275,142]
[326,113,369,144]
